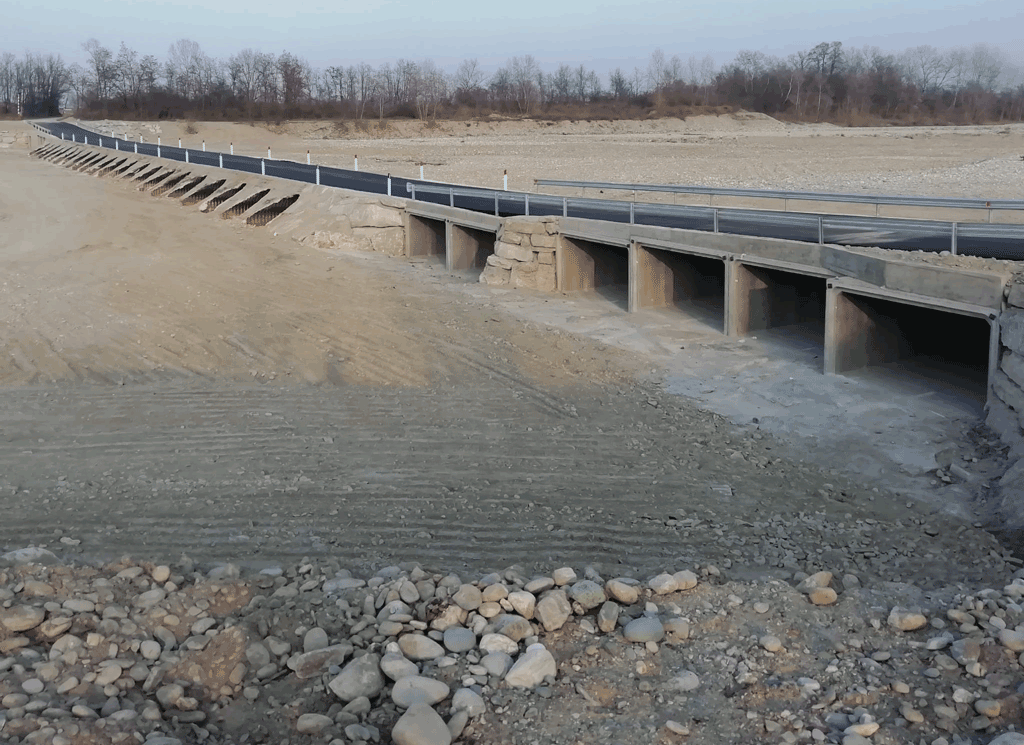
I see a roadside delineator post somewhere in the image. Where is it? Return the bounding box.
[420,165,424,180]
[202,141,206,152]
[185,150,189,163]
[316,166,320,186]
[306,151,310,165]
[951,222,959,255]
[387,175,391,196]
[178,138,181,148]
[261,159,265,176]
[134,142,138,154]
[267,147,271,159]
[503,170,508,191]
[115,140,119,151]
[354,154,358,171]
[230,142,233,155]
[219,153,223,168]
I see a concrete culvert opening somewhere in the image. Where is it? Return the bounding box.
[168,175,206,199]
[222,189,271,218]
[449,225,495,272]
[632,245,726,332]
[407,215,446,262]
[730,262,827,365]
[246,194,300,227]
[204,183,246,211]
[827,290,991,408]
[560,236,630,309]
[152,173,189,197]
[183,179,226,206]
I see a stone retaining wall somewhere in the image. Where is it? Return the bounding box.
[0,129,30,149]
[480,217,557,292]
[987,282,1024,524]
[290,197,407,257]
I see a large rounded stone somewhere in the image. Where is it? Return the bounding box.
[0,605,45,632]
[392,703,452,745]
[623,616,664,643]
[452,585,482,611]
[391,675,451,708]
[888,607,927,631]
[296,713,333,735]
[504,643,556,688]
[568,580,606,611]
[605,579,640,605]
[328,653,384,702]
[443,627,476,654]
[399,634,445,661]
[535,590,571,632]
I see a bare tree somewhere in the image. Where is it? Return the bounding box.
[81,39,113,104]
[508,55,540,114]
[453,58,486,99]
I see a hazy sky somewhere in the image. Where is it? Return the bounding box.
[2,0,1022,75]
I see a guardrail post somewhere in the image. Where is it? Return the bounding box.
[387,175,391,196]
[316,166,320,186]
[563,197,567,217]
[951,222,958,255]
[494,192,499,216]
[411,183,416,200]
[261,159,265,176]
[713,208,719,233]
[525,194,530,216]
[449,188,454,207]
[630,201,635,225]
[420,165,424,180]
[818,215,824,245]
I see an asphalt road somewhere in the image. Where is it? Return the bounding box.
[34,121,1024,260]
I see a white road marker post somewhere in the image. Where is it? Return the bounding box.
[185,149,189,163]
[261,159,265,176]
[230,142,233,155]
[202,140,206,152]
[306,150,310,165]
[219,153,223,168]
[387,174,392,196]
[420,165,424,180]
[354,154,358,171]
[178,138,181,148]
[316,166,320,186]
[134,142,138,154]
[267,146,271,159]
[503,169,508,191]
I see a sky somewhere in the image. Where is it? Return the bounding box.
[2,0,1022,76]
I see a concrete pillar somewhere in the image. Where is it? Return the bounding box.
[824,287,904,374]
[628,242,674,312]
[557,236,596,292]
[726,261,771,336]
[447,223,493,273]
[405,214,446,260]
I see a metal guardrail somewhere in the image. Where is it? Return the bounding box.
[533,178,1024,212]
[29,121,1024,261]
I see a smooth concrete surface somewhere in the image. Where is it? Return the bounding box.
[629,241,728,333]
[820,245,1010,309]
[405,214,446,260]
[557,236,629,294]
[447,222,495,273]
[727,259,830,338]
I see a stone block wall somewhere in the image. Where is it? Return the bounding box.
[0,130,31,149]
[987,282,1024,524]
[295,196,407,257]
[480,216,557,292]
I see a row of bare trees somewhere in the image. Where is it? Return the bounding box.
[2,38,1022,124]
[0,52,71,116]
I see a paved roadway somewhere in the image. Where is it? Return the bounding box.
[34,121,1024,260]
